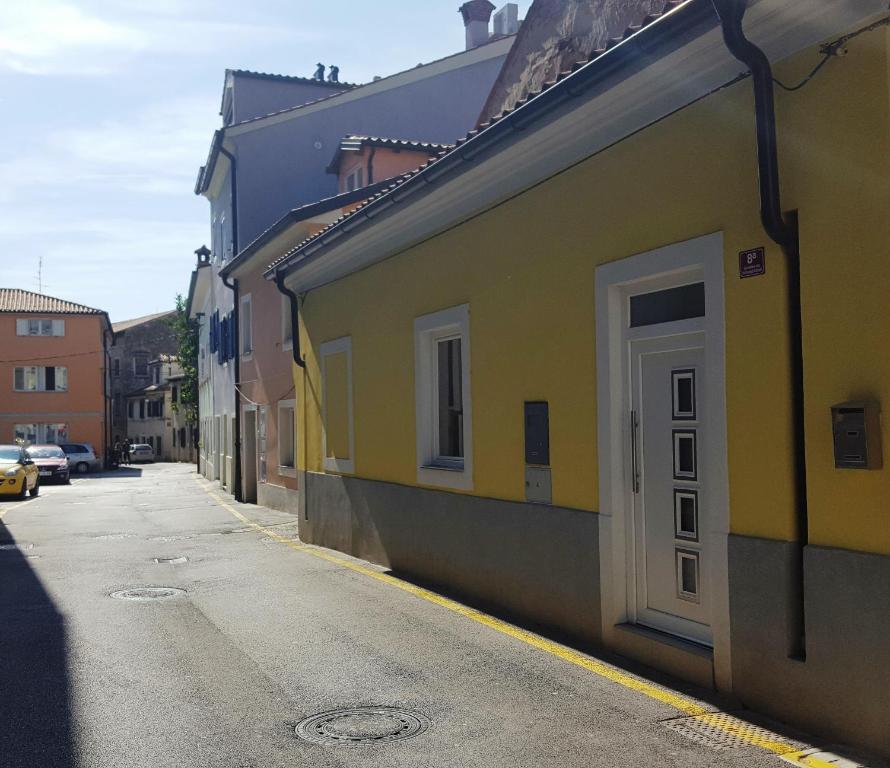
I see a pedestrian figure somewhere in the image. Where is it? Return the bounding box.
[123,439,132,465]
[313,62,325,81]
[113,438,122,467]
[327,65,339,83]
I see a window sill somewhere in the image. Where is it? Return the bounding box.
[282,341,293,352]
[277,465,297,478]
[241,353,253,362]
[417,463,472,491]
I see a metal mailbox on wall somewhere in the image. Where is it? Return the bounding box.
[525,401,551,504]
[831,401,882,469]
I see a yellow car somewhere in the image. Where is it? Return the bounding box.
[0,444,40,500]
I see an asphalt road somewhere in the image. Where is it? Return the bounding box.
[0,463,876,768]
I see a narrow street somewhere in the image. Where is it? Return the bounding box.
[0,464,871,767]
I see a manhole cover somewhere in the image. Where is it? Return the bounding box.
[662,712,801,752]
[153,556,188,564]
[110,587,186,601]
[0,543,33,551]
[295,706,430,747]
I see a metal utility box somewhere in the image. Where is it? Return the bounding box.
[525,466,552,504]
[525,402,551,503]
[831,401,882,469]
[524,401,550,466]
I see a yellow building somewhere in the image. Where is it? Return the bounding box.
[266,0,890,755]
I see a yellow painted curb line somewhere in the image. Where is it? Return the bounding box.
[194,476,813,762]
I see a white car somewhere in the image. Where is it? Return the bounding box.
[130,444,155,463]
[59,443,102,474]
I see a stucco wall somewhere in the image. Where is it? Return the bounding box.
[0,313,108,454]
[233,52,510,246]
[294,30,889,554]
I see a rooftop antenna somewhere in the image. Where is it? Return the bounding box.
[37,256,43,293]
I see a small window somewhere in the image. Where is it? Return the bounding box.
[134,354,148,377]
[676,549,700,602]
[672,369,696,420]
[629,282,705,328]
[13,366,66,392]
[319,337,354,474]
[673,430,697,481]
[241,294,253,357]
[278,399,296,473]
[436,337,464,460]
[16,318,63,336]
[673,489,699,541]
[414,304,472,490]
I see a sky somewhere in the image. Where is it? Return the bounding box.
[0,0,531,324]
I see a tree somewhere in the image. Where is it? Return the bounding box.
[168,294,199,426]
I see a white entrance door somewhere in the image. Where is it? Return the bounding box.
[630,334,711,645]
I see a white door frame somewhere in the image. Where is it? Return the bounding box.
[595,231,732,690]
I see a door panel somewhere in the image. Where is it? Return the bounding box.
[631,335,711,645]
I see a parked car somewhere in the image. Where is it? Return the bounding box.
[0,444,40,499]
[130,444,155,463]
[59,443,101,474]
[26,445,71,484]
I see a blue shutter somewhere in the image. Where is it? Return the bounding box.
[218,314,226,366]
[227,313,236,361]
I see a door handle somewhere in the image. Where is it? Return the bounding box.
[630,409,640,494]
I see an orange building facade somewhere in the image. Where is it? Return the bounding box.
[0,290,112,458]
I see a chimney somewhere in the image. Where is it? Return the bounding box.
[492,3,520,36]
[459,0,495,50]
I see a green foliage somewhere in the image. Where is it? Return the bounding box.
[168,294,199,426]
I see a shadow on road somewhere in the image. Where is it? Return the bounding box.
[77,467,144,480]
[0,520,74,767]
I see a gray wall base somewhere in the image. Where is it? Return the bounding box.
[257,482,299,516]
[302,471,601,644]
[729,535,890,757]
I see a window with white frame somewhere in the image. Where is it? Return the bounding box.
[14,423,68,444]
[16,319,65,337]
[278,399,296,475]
[319,336,354,473]
[241,294,253,357]
[281,295,293,350]
[343,166,364,193]
[14,366,68,392]
[414,304,472,490]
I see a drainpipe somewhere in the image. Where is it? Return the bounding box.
[712,0,807,657]
[273,272,306,369]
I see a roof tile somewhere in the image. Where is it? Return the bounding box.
[0,289,105,315]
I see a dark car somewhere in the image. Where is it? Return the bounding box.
[26,445,71,484]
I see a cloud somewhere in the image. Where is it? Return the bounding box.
[0,94,218,204]
[0,3,146,75]
[0,1,328,76]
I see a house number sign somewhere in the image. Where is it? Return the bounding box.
[739,247,765,278]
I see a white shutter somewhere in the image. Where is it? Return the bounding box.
[52,320,65,336]
[56,367,68,392]
[16,319,28,336]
